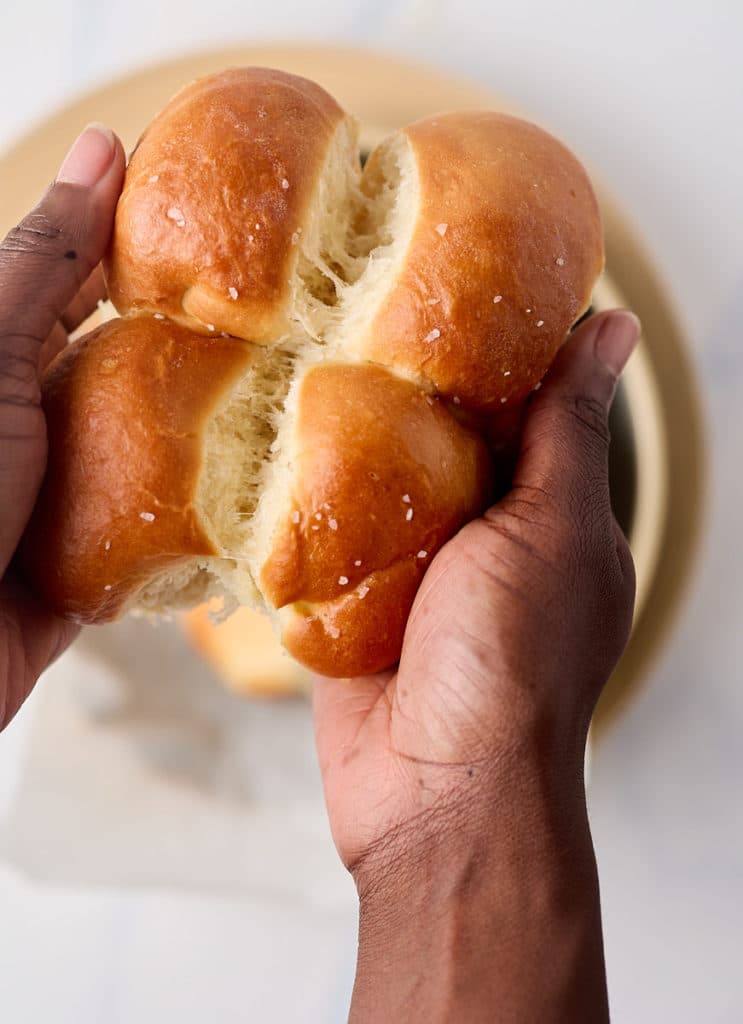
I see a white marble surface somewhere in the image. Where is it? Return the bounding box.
[1,2,742,1021]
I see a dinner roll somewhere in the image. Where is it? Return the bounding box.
[182,600,310,698]
[20,66,603,677]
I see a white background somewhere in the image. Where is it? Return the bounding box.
[1,1,742,1021]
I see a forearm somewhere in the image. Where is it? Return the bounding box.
[349,759,608,1023]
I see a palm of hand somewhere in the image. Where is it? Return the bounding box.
[313,328,637,878]
[314,489,606,873]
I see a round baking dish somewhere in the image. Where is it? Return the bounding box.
[0,45,705,735]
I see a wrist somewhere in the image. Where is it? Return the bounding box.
[350,749,608,1023]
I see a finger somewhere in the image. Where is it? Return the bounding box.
[0,124,125,575]
[0,576,79,730]
[38,266,109,376]
[37,321,69,376]
[511,309,640,528]
[0,123,125,406]
[59,263,107,334]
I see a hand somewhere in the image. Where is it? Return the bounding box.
[0,123,125,730]
[313,310,640,1022]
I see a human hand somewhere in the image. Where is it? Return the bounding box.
[313,309,640,1022]
[0,123,124,730]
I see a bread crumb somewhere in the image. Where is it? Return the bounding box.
[314,512,322,521]
[526,308,532,313]
[504,370,511,377]
[493,295,502,304]
[322,503,330,510]
[435,223,448,237]
[358,585,370,599]
[453,396,461,405]
[417,550,428,559]
[426,297,441,306]
[207,323,215,331]
[281,178,289,189]
[354,559,362,567]
[228,286,238,300]
[328,518,338,530]
[426,395,435,405]
[338,576,349,586]
[291,232,300,245]
[255,223,261,230]
[423,328,441,343]
[536,320,544,327]
[311,525,319,531]
[402,494,411,503]
[248,234,254,243]
[153,313,165,320]
[148,174,159,183]
[104,584,112,591]
[534,381,542,391]
[406,508,414,521]
[556,257,565,266]
[104,539,111,551]
[140,511,155,522]
[166,206,184,223]
[500,397,508,404]
[291,510,300,524]
[327,625,340,639]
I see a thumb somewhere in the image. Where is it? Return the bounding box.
[513,309,640,530]
[0,123,125,572]
[0,122,125,399]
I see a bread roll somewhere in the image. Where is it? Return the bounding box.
[20,67,603,677]
[182,600,310,698]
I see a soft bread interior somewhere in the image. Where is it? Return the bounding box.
[130,125,420,619]
[292,129,419,352]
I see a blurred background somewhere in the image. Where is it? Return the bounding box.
[0,1,741,1021]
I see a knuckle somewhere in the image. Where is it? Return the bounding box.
[563,393,611,449]
[0,344,41,404]
[1,208,76,266]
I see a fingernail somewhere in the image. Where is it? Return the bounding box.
[57,123,115,186]
[594,310,641,376]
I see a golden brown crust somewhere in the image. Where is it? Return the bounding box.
[105,67,348,343]
[278,559,421,678]
[260,363,492,676]
[359,112,604,410]
[24,70,605,679]
[20,317,254,622]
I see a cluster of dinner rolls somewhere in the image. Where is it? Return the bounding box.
[21,67,603,677]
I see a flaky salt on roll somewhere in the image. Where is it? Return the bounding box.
[20,67,603,677]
